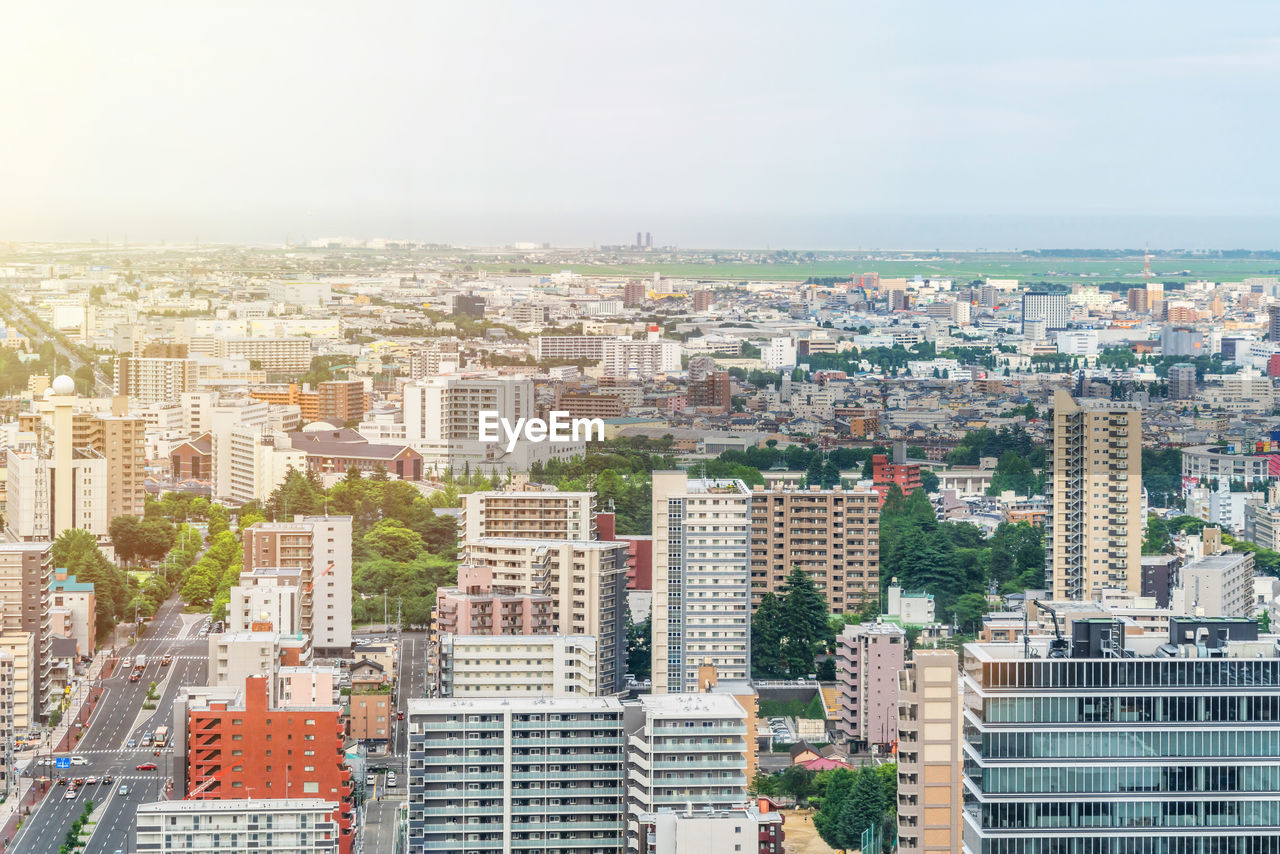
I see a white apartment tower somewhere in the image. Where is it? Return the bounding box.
[650,473,752,694]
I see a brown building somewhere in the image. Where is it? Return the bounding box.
[554,390,626,419]
[688,370,731,413]
[288,427,423,480]
[749,484,880,614]
[896,649,961,854]
[1127,288,1148,313]
[73,402,146,521]
[316,380,367,424]
[834,406,880,438]
[623,280,647,306]
[349,689,393,744]
[693,289,714,311]
[170,432,213,481]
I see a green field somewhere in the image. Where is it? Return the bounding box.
[472,253,1280,284]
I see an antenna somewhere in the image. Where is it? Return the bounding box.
[1143,245,1152,284]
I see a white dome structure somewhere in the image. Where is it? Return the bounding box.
[52,374,76,396]
[301,421,340,432]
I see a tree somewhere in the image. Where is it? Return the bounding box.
[361,520,425,563]
[751,593,786,679]
[778,567,834,677]
[109,515,143,565]
[265,468,326,520]
[953,592,990,634]
[626,614,652,680]
[207,504,230,538]
[777,765,816,805]
[1143,515,1171,555]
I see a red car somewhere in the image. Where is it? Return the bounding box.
[136,763,157,771]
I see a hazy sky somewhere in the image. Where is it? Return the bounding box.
[3,1,1279,248]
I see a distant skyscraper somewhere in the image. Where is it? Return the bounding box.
[636,231,643,249]
[1046,390,1143,600]
[1269,304,1280,341]
[645,231,652,248]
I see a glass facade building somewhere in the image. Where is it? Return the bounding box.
[963,626,1280,854]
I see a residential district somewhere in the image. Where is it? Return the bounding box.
[0,242,1277,853]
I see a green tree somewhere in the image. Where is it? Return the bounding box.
[751,593,786,679]
[265,467,326,520]
[207,504,230,538]
[953,592,990,634]
[626,614,652,681]
[361,520,425,563]
[778,567,834,677]
[1143,515,1171,555]
[109,515,143,565]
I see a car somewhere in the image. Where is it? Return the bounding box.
[56,777,67,786]
[85,776,98,785]
[365,773,376,786]
[136,763,157,771]
[119,784,129,797]
[70,756,87,766]
[161,654,172,666]
[127,739,137,748]
[102,775,113,784]
[73,777,84,786]
[397,711,404,720]
[64,788,76,800]
[387,772,397,787]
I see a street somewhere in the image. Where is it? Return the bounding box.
[8,595,207,854]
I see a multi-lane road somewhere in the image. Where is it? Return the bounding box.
[11,596,208,854]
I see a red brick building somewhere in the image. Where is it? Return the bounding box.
[181,676,354,854]
[170,432,213,481]
[871,453,922,501]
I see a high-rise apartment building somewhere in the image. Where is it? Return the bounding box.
[403,372,583,475]
[687,370,731,413]
[1046,390,1143,600]
[74,408,146,522]
[114,355,197,404]
[462,489,596,542]
[1270,304,1280,342]
[0,544,52,724]
[433,634,598,697]
[651,473,752,694]
[623,693,750,844]
[692,290,714,312]
[835,620,905,748]
[896,649,961,854]
[963,619,1280,854]
[1169,362,1198,400]
[221,337,312,373]
[174,675,353,853]
[408,340,461,379]
[460,539,628,693]
[242,516,353,655]
[599,334,681,379]
[407,696,627,853]
[748,484,881,614]
[1021,292,1070,333]
[623,280,647,307]
[135,799,345,854]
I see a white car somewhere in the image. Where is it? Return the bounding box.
[365,774,376,787]
[387,772,397,787]
[70,756,87,766]
[64,787,77,800]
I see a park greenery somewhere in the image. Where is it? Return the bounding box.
[53,529,136,643]
[752,764,896,853]
[752,567,837,680]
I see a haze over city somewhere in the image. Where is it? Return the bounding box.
[4,1,1279,247]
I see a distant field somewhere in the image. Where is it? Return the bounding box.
[475,255,1280,284]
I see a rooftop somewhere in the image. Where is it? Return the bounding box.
[409,696,623,714]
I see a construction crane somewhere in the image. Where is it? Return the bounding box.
[1032,599,1070,658]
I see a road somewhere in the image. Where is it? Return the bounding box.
[9,596,208,854]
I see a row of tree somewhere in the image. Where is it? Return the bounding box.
[751,764,896,853]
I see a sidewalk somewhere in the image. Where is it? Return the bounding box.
[0,649,113,845]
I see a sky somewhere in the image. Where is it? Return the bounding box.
[2,1,1279,249]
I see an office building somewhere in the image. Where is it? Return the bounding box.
[462,489,596,541]
[962,620,1280,854]
[836,620,905,748]
[452,293,486,318]
[1169,363,1197,400]
[651,473,752,694]
[896,649,961,854]
[134,799,344,854]
[242,516,353,655]
[407,696,627,854]
[638,801,785,854]
[1046,390,1143,600]
[174,676,353,852]
[748,484,880,614]
[623,693,750,843]
[1161,325,1205,358]
[114,355,197,404]
[461,539,628,693]
[1021,292,1069,333]
[432,634,598,697]
[762,337,797,371]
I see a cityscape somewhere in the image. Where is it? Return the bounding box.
[3,3,1279,854]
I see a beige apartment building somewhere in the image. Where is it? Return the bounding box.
[896,649,961,854]
[749,484,880,614]
[433,633,598,697]
[1046,390,1143,600]
[0,543,52,726]
[461,488,596,541]
[74,405,146,521]
[113,354,197,404]
[0,634,38,731]
[461,538,628,693]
